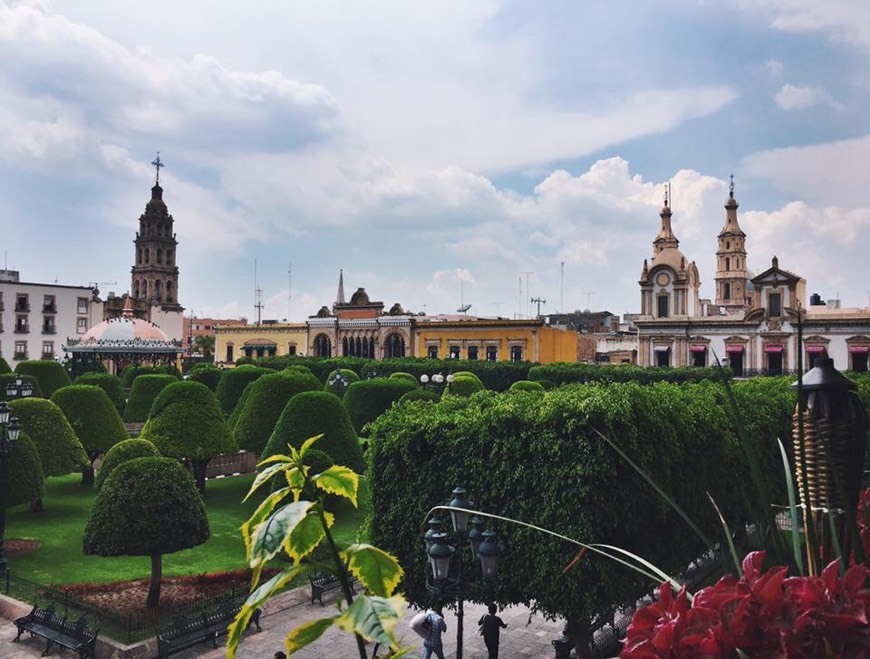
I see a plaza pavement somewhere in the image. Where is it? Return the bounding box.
[0,583,570,659]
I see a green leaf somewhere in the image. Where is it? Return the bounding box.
[299,433,325,458]
[241,486,292,557]
[334,594,406,647]
[778,437,804,576]
[344,544,404,597]
[285,616,337,655]
[244,461,292,502]
[313,465,359,504]
[257,452,296,467]
[251,500,316,570]
[285,508,327,563]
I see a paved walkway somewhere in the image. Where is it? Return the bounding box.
[0,585,568,659]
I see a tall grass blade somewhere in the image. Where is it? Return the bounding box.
[706,492,741,575]
[777,437,804,575]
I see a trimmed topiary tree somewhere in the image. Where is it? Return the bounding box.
[215,365,271,416]
[120,364,180,389]
[343,378,417,435]
[0,357,10,374]
[508,380,546,393]
[389,372,419,387]
[15,360,72,398]
[443,373,486,398]
[83,456,210,608]
[0,374,43,401]
[1,431,45,548]
[51,384,128,485]
[8,398,89,510]
[188,364,222,391]
[75,372,125,416]
[263,391,365,473]
[398,388,441,404]
[123,374,177,423]
[233,369,322,455]
[94,438,161,491]
[324,368,360,397]
[139,381,236,493]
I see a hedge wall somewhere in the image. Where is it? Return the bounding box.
[75,372,125,415]
[343,378,417,435]
[51,385,128,457]
[123,374,178,423]
[94,438,161,491]
[8,398,89,477]
[367,379,789,626]
[528,362,723,387]
[215,365,272,416]
[15,360,72,398]
[233,369,323,455]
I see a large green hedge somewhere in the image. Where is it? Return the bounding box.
[233,369,323,455]
[8,398,89,477]
[75,372,125,415]
[188,364,222,391]
[94,438,161,491]
[367,379,788,632]
[528,362,723,387]
[123,374,178,423]
[1,431,44,508]
[0,357,10,374]
[214,365,272,416]
[343,378,417,435]
[139,381,236,492]
[443,373,486,398]
[51,385,128,461]
[120,364,180,389]
[263,391,365,473]
[0,374,42,401]
[15,360,72,398]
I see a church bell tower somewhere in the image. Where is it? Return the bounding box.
[714,176,749,311]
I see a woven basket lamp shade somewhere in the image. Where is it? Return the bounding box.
[792,358,867,567]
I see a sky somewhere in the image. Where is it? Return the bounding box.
[2,0,869,323]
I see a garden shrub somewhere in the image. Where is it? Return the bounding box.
[343,378,417,435]
[443,373,486,398]
[15,360,71,398]
[0,357,10,373]
[215,365,272,416]
[120,364,180,389]
[263,391,365,473]
[75,372,125,415]
[140,381,236,492]
[398,389,441,404]
[51,384,128,471]
[188,365,222,391]
[324,369,360,397]
[1,431,44,508]
[389,372,419,387]
[508,380,546,393]
[528,362,722,387]
[123,374,177,423]
[8,398,89,476]
[94,438,161,490]
[233,369,323,455]
[0,374,42,401]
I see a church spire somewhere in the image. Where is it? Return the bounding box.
[714,175,749,309]
[336,269,346,305]
[719,174,744,236]
[653,183,679,255]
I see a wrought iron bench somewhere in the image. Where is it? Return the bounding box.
[309,571,356,606]
[156,599,261,657]
[13,604,99,659]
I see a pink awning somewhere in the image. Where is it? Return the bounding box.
[849,346,869,354]
[725,345,744,353]
[764,345,783,353]
[689,345,707,353]
[805,346,826,354]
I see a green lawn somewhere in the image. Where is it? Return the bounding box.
[6,472,371,586]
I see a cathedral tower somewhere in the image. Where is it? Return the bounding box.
[714,177,749,311]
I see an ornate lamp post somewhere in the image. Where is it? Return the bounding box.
[425,485,501,659]
[5,376,34,400]
[0,401,21,571]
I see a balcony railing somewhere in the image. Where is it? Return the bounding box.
[14,325,30,334]
[42,305,57,314]
[13,351,28,361]
[42,327,57,335]
[14,303,30,312]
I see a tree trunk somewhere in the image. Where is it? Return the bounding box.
[147,553,163,608]
[191,460,207,495]
[567,616,592,659]
[29,498,43,513]
[81,466,95,485]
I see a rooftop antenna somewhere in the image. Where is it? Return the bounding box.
[531,296,547,318]
[288,261,292,321]
[491,301,503,317]
[457,277,471,313]
[521,271,534,318]
[151,152,164,185]
[254,259,263,326]
[560,261,564,313]
[583,291,595,310]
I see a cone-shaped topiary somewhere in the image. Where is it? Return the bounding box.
[226,382,253,431]
[120,364,180,389]
[215,365,271,416]
[343,378,417,435]
[324,368,360,397]
[398,388,441,404]
[1,431,44,509]
[263,391,365,473]
[0,357,10,374]
[94,439,161,490]
[75,372,125,415]
[123,374,177,423]
[83,456,209,608]
[139,381,236,493]
[233,369,322,455]
[508,380,546,393]
[15,360,72,398]
[8,398,89,477]
[51,384,128,484]
[0,374,42,401]
[188,364,222,391]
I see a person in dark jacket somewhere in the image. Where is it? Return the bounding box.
[478,603,508,659]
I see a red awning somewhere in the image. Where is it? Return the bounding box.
[764,345,783,353]
[805,346,826,354]
[689,345,707,353]
[725,345,744,353]
[849,346,869,354]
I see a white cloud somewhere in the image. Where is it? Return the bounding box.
[765,59,785,76]
[773,84,842,110]
[733,0,870,50]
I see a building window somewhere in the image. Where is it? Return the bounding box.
[449,345,461,360]
[226,344,234,363]
[690,348,706,368]
[427,345,439,359]
[77,317,87,334]
[769,292,782,317]
[14,341,27,360]
[486,346,498,361]
[15,315,29,333]
[725,257,730,271]
[77,297,88,314]
[657,295,669,318]
[467,345,479,360]
[287,344,297,356]
[0,292,4,311]
[42,316,56,334]
[313,334,331,358]
[655,348,670,367]
[15,294,29,312]
[384,333,405,358]
[42,295,56,313]
[723,283,731,300]
[510,345,523,362]
[42,341,54,358]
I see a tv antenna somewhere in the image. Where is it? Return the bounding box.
[254,259,263,326]
[583,291,595,310]
[531,296,547,318]
[520,271,534,318]
[457,277,471,313]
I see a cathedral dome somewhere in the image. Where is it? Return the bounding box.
[650,246,687,273]
[78,315,170,344]
[349,288,370,305]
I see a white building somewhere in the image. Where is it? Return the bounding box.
[0,269,103,364]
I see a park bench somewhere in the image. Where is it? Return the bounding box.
[13,604,99,659]
[309,570,356,606]
[155,598,261,657]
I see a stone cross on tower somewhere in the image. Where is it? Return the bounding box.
[151,152,164,185]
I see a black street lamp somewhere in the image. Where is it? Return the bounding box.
[425,485,501,659]
[5,376,34,400]
[0,401,21,571]
[420,373,455,395]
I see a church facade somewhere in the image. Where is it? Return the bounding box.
[635,182,870,374]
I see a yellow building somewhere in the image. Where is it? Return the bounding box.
[413,316,578,363]
[214,322,308,367]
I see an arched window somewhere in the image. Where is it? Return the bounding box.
[167,249,174,266]
[314,334,331,358]
[385,333,405,358]
[343,337,350,356]
[369,337,375,357]
[145,248,150,264]
[133,280,140,298]
[166,281,174,302]
[137,248,143,265]
[154,280,163,301]
[157,249,163,265]
[724,282,731,300]
[725,257,731,271]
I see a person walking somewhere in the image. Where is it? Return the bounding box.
[423,606,447,659]
[479,603,508,659]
